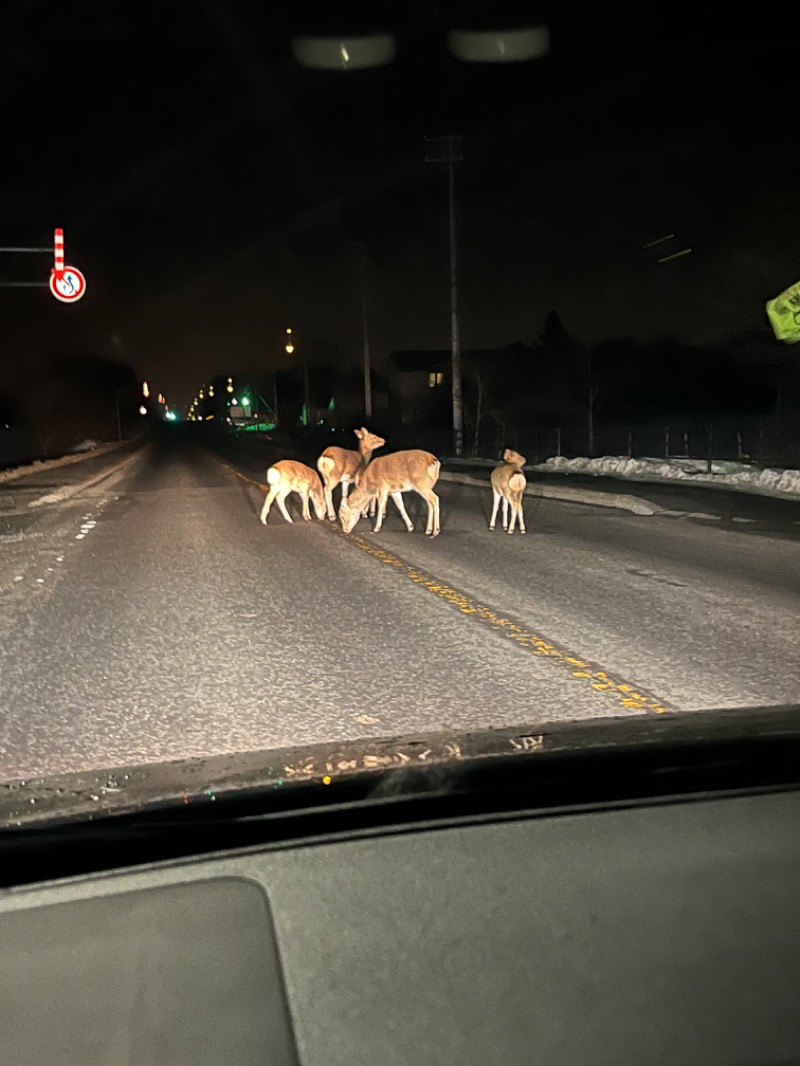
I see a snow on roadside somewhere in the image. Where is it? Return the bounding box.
[0,439,125,485]
[539,455,800,498]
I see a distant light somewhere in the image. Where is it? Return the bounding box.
[206,414,214,420]
[226,384,234,392]
[447,26,550,63]
[208,386,214,397]
[285,343,294,353]
[286,327,292,334]
[139,405,147,415]
[231,397,238,405]
[142,381,150,398]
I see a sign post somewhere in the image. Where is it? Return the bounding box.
[0,227,87,302]
[49,228,86,303]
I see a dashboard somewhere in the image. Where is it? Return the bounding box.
[2,775,799,1065]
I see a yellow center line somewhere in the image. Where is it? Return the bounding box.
[213,452,671,715]
[212,454,271,493]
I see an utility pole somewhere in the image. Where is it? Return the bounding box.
[425,134,464,456]
[303,355,310,427]
[359,242,373,421]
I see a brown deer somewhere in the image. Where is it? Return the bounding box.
[490,449,527,534]
[259,460,326,525]
[339,450,441,537]
[317,428,385,521]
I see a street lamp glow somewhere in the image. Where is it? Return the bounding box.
[208,386,214,397]
[139,405,147,415]
[226,384,234,392]
[285,343,294,353]
[142,381,150,398]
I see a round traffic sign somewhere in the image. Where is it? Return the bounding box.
[49,266,87,303]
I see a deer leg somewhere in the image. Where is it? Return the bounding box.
[501,497,509,530]
[508,500,517,534]
[517,496,526,534]
[276,490,293,524]
[324,481,336,521]
[489,489,501,530]
[260,486,279,524]
[419,489,440,536]
[372,493,389,533]
[301,490,311,521]
[391,492,414,532]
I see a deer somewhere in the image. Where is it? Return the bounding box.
[259,460,327,525]
[317,428,386,521]
[339,450,441,537]
[489,449,527,534]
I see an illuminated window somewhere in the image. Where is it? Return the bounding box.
[429,372,445,387]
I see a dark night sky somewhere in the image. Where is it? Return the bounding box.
[1,3,798,405]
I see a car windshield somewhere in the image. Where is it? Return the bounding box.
[0,6,798,825]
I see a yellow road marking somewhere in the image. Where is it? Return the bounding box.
[212,455,271,494]
[213,452,671,715]
[339,533,671,715]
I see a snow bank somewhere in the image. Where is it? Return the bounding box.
[66,438,104,453]
[0,439,122,485]
[539,455,800,498]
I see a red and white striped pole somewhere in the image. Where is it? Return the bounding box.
[53,228,64,277]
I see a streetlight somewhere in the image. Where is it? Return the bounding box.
[285,326,310,427]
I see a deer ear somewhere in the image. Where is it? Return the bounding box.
[354,429,363,439]
[503,449,512,461]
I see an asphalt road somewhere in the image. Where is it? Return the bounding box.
[0,425,798,783]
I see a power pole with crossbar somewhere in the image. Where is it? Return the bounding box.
[358,242,373,421]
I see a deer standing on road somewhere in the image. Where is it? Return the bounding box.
[260,460,326,525]
[317,428,385,521]
[489,449,527,534]
[339,450,441,537]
